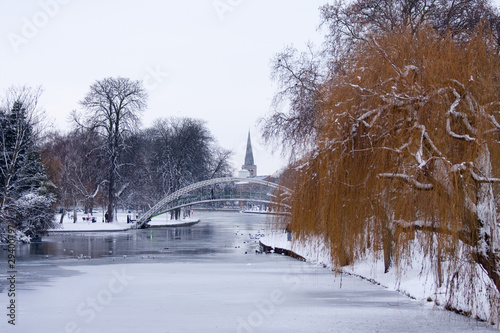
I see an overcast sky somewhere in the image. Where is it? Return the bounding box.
[0,0,327,176]
[2,0,500,176]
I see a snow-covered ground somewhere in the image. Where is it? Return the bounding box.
[147,212,200,227]
[48,210,199,232]
[260,231,500,328]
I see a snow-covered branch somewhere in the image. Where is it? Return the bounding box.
[378,173,433,190]
[487,113,500,130]
[423,131,442,156]
[470,171,500,183]
[116,182,130,198]
[445,88,476,142]
[451,162,500,183]
[90,180,108,199]
[392,219,473,246]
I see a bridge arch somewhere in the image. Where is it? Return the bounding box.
[136,177,291,228]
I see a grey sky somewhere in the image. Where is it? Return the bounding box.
[2,0,500,176]
[1,0,326,176]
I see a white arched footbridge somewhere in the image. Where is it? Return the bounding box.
[136,177,291,228]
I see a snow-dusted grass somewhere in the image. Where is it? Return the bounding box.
[260,231,500,328]
[49,211,133,232]
[48,210,201,232]
[49,222,131,232]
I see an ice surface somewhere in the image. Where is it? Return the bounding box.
[4,260,497,332]
[1,212,497,332]
[260,231,500,329]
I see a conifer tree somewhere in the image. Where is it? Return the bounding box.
[0,87,55,240]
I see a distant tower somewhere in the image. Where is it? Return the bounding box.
[242,131,257,177]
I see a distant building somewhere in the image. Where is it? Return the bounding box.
[236,131,280,212]
[241,131,257,177]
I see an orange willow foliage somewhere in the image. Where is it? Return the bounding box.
[276,25,500,291]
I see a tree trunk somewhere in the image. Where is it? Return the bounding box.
[472,144,500,291]
[107,167,115,222]
[383,225,393,273]
[474,182,500,291]
[59,208,65,224]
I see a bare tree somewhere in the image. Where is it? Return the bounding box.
[263,0,500,160]
[276,26,500,323]
[261,45,323,158]
[209,146,233,179]
[41,130,106,223]
[122,117,233,210]
[266,0,500,324]
[76,77,147,222]
[320,0,500,54]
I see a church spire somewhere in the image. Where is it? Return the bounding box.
[242,131,257,177]
[244,131,254,166]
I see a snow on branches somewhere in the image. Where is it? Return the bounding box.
[274,24,500,324]
[0,86,55,240]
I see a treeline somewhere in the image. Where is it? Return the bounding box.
[41,116,233,223]
[1,77,233,240]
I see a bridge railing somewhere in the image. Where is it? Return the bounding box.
[152,191,277,215]
[136,177,292,227]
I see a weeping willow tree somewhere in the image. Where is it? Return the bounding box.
[272,24,500,323]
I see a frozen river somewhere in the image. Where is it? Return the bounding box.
[0,211,497,332]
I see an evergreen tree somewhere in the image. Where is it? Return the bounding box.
[0,88,55,241]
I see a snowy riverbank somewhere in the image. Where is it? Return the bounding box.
[48,211,199,233]
[148,218,199,228]
[260,231,500,328]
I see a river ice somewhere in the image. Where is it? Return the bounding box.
[1,212,497,332]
